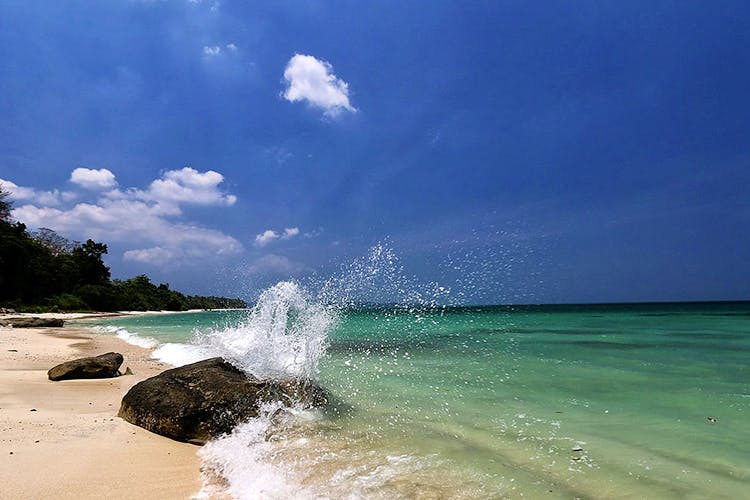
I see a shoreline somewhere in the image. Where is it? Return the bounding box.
[1,308,247,322]
[0,318,203,498]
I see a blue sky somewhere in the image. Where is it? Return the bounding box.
[1,1,748,304]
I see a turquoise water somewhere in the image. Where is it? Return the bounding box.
[85,302,750,498]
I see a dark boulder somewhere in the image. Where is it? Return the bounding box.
[118,357,328,444]
[48,352,124,381]
[0,317,64,328]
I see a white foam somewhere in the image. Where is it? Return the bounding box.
[195,281,337,381]
[151,342,215,367]
[93,325,159,349]
[197,403,319,500]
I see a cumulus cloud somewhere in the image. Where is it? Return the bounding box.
[255,229,279,246]
[282,54,356,116]
[141,167,237,211]
[226,43,237,52]
[70,167,117,190]
[0,179,76,206]
[6,167,242,266]
[254,227,300,246]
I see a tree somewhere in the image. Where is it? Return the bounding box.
[72,239,111,286]
[31,228,74,256]
[0,186,11,222]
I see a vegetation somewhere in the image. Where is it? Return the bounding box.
[0,187,246,312]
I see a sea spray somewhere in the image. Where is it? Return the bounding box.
[317,242,451,309]
[194,244,464,498]
[191,279,344,497]
[197,403,321,500]
[195,281,337,381]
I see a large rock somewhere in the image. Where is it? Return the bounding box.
[0,317,64,328]
[48,352,124,381]
[118,357,328,444]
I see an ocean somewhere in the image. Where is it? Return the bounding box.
[83,293,750,499]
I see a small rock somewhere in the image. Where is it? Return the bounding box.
[48,352,124,381]
[30,408,37,412]
[124,366,133,375]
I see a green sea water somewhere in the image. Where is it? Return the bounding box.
[86,301,750,498]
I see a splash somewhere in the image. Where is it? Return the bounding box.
[197,403,321,500]
[191,244,449,382]
[195,281,337,381]
[192,243,458,497]
[317,242,451,308]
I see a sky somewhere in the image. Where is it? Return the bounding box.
[1,1,748,304]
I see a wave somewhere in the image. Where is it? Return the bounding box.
[93,325,159,349]
[151,342,214,366]
[193,281,337,381]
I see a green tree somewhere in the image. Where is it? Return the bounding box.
[72,239,110,286]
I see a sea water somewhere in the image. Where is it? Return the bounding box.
[85,297,750,499]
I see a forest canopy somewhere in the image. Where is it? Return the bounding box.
[0,188,246,312]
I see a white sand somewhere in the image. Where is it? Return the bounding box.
[0,321,203,499]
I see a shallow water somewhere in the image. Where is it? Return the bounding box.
[88,301,750,498]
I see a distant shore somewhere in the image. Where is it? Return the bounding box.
[0,314,203,498]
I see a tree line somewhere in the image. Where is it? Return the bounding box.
[0,188,246,312]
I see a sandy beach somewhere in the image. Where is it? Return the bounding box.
[0,316,203,499]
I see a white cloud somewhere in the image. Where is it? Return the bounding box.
[245,254,305,276]
[7,167,242,266]
[282,54,356,117]
[123,247,176,266]
[203,45,221,56]
[255,227,300,246]
[137,167,237,213]
[0,179,76,207]
[226,43,237,52]
[282,227,300,239]
[255,229,279,246]
[70,167,117,190]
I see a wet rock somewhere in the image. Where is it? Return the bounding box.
[48,352,124,381]
[0,317,64,328]
[118,357,328,445]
